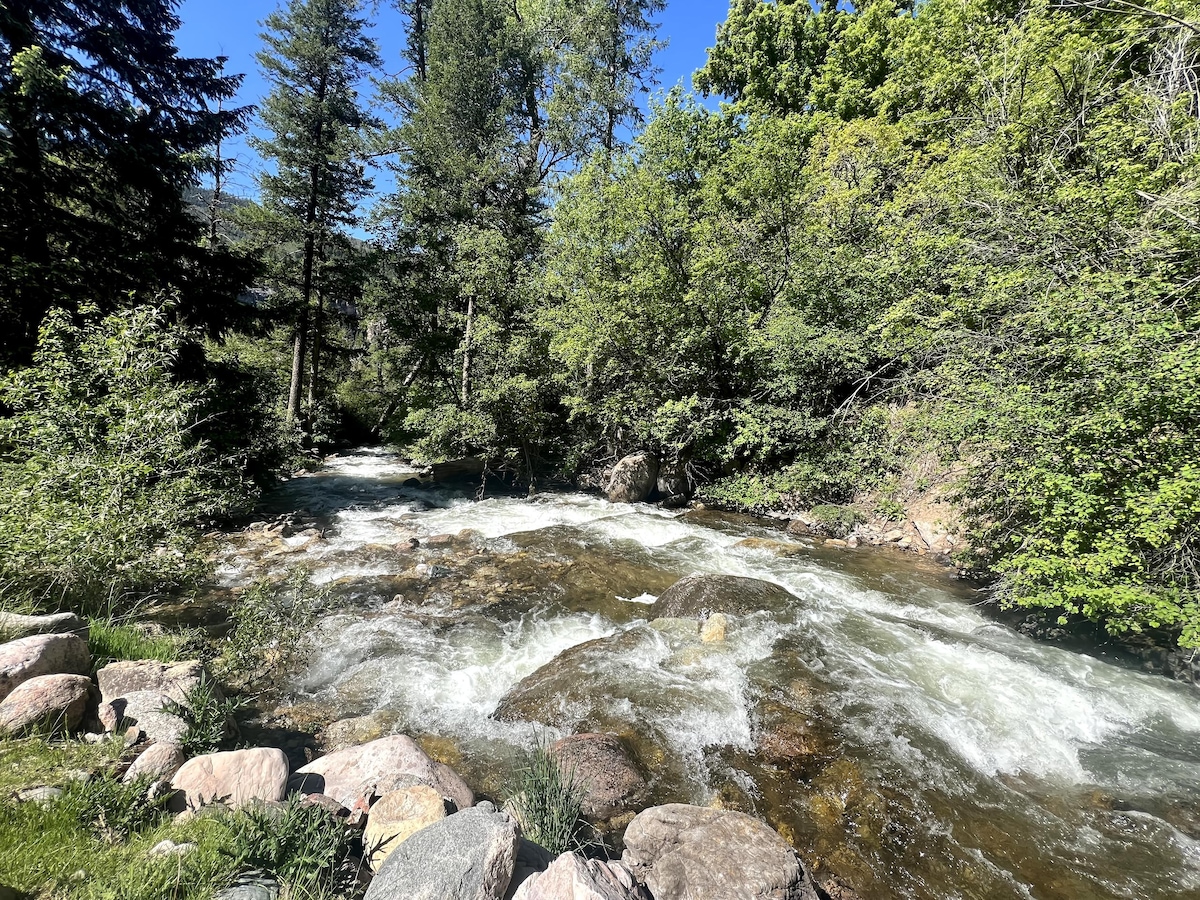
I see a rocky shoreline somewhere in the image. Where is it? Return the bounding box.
[0,605,846,900]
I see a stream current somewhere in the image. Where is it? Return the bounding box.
[211,448,1200,899]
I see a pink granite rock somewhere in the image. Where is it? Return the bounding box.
[0,673,92,736]
[169,747,289,811]
[0,634,90,703]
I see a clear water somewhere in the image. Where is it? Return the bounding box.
[214,448,1200,899]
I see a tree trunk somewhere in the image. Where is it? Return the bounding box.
[287,308,308,422]
[308,287,325,412]
[460,294,475,405]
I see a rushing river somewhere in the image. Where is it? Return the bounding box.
[211,448,1200,899]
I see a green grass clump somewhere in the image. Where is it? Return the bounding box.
[509,742,586,856]
[88,619,183,668]
[223,795,361,899]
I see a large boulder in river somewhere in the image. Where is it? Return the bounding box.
[621,804,819,900]
[0,634,90,703]
[365,802,519,900]
[0,673,93,736]
[290,735,474,811]
[606,452,659,504]
[649,574,798,619]
[0,611,88,641]
[550,733,647,821]
[492,630,661,732]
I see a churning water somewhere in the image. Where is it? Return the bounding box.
[215,448,1200,899]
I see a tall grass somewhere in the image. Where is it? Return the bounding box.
[509,741,586,855]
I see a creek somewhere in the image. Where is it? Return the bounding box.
[208,448,1200,900]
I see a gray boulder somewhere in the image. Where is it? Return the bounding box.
[649,574,798,619]
[0,673,93,736]
[290,735,474,811]
[606,452,659,504]
[106,691,189,745]
[365,803,520,900]
[123,742,187,784]
[0,611,88,641]
[621,804,819,900]
[0,633,91,703]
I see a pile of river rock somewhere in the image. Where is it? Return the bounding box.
[0,609,827,900]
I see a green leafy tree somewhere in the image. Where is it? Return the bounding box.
[247,0,380,428]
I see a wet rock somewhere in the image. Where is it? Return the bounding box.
[428,457,487,482]
[550,733,648,821]
[0,673,92,736]
[649,574,798,618]
[0,633,91,703]
[169,747,289,812]
[321,713,394,751]
[511,853,650,900]
[96,659,214,706]
[700,613,728,643]
[123,743,187,784]
[364,785,448,872]
[492,630,659,732]
[607,452,659,504]
[733,537,810,558]
[621,804,818,900]
[290,735,474,811]
[0,611,88,641]
[365,803,519,900]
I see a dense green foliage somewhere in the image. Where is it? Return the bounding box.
[2,0,1197,649]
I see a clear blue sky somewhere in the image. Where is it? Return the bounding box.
[174,0,734,198]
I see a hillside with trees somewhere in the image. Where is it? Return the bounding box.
[2,0,1198,655]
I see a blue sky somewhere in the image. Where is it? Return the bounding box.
[174,0,734,198]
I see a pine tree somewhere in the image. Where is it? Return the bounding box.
[248,0,380,427]
[0,0,249,367]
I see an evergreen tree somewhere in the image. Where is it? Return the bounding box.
[0,0,249,367]
[247,0,379,427]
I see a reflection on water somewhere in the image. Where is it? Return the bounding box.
[210,448,1200,900]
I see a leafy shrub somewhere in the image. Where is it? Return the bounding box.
[223,795,360,898]
[0,305,242,615]
[217,573,329,687]
[63,774,171,843]
[508,742,585,856]
[163,675,242,755]
[810,505,864,538]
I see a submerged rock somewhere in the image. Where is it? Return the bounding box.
[649,574,798,618]
[607,452,659,504]
[365,803,519,900]
[0,633,91,703]
[621,804,819,900]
